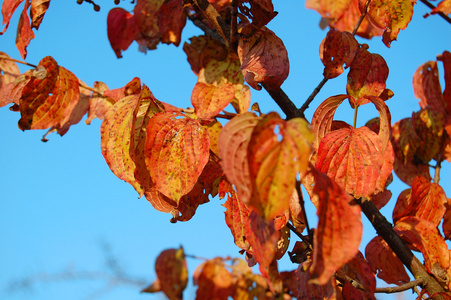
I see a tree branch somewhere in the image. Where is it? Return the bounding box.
[420,0,451,25]
[357,198,446,299]
[261,83,303,120]
[299,77,328,117]
[375,278,424,294]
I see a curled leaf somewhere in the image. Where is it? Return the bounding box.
[158,0,186,46]
[153,247,188,300]
[107,8,138,58]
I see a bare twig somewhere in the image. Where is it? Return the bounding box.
[420,0,451,25]
[375,278,423,294]
[299,77,328,116]
[0,55,38,68]
[262,83,303,120]
[352,0,371,36]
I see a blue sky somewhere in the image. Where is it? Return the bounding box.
[0,1,450,300]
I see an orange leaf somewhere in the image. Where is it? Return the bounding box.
[413,60,446,113]
[107,8,139,58]
[0,71,30,107]
[346,48,389,107]
[18,56,81,131]
[183,35,228,76]
[0,51,20,84]
[153,247,188,300]
[247,112,313,221]
[144,112,210,202]
[289,188,306,231]
[85,81,116,125]
[133,0,165,51]
[365,236,410,285]
[305,0,352,22]
[315,126,385,198]
[194,258,233,300]
[101,94,143,194]
[412,107,445,163]
[16,0,34,58]
[191,82,235,119]
[443,207,451,240]
[320,29,359,79]
[218,112,259,204]
[204,120,222,155]
[363,0,414,47]
[431,0,451,16]
[310,169,362,285]
[30,0,49,29]
[395,217,450,274]
[392,176,447,226]
[223,184,251,251]
[237,25,289,90]
[157,0,186,46]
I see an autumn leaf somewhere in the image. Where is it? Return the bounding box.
[194,258,233,300]
[158,0,186,46]
[305,0,352,22]
[443,207,451,240]
[218,112,259,204]
[346,47,389,107]
[16,0,35,58]
[223,184,251,251]
[134,0,165,51]
[412,107,444,163]
[18,56,81,131]
[413,60,446,113]
[144,111,210,202]
[309,169,362,285]
[237,25,289,90]
[1,0,25,34]
[149,247,188,300]
[30,0,50,29]
[439,51,451,114]
[430,0,451,16]
[247,112,313,221]
[392,176,447,227]
[319,29,359,79]
[394,216,450,275]
[0,52,20,84]
[183,35,228,76]
[341,252,376,300]
[85,81,116,125]
[101,94,143,194]
[363,0,415,47]
[0,70,30,107]
[365,236,410,285]
[191,82,235,119]
[107,8,139,58]
[297,260,341,299]
[239,0,278,29]
[204,120,222,155]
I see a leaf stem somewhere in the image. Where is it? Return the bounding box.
[420,0,451,25]
[184,253,209,261]
[353,106,359,129]
[375,278,423,294]
[296,181,313,246]
[0,55,37,68]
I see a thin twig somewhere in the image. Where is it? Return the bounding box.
[375,278,423,294]
[295,181,313,246]
[299,77,328,116]
[0,55,38,68]
[352,0,371,36]
[420,0,451,25]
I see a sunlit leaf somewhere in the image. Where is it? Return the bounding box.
[194,258,233,300]
[16,0,34,58]
[85,81,116,125]
[430,0,451,16]
[1,0,25,34]
[363,0,415,47]
[413,60,446,113]
[365,236,410,285]
[191,82,235,119]
[144,111,210,202]
[305,0,352,21]
[247,112,313,221]
[412,107,445,163]
[310,169,362,285]
[395,216,450,273]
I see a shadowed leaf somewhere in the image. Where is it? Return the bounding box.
[158,0,186,46]
[30,0,50,29]
[107,8,139,58]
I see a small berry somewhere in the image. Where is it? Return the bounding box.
[76,0,83,4]
[114,0,120,4]
[94,4,100,11]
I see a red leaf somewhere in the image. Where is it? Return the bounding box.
[247,112,313,221]
[365,236,410,285]
[223,184,251,251]
[413,60,446,113]
[191,82,235,119]
[413,107,445,163]
[342,252,376,299]
[395,217,450,275]
[309,169,362,285]
[392,176,447,226]
[346,48,389,107]
[133,0,165,51]
[153,247,188,300]
[237,25,289,90]
[144,112,210,202]
[315,126,385,198]
[1,0,24,34]
[107,8,139,58]
[218,112,259,204]
[239,0,278,29]
[320,29,359,79]
[438,50,451,113]
[158,0,186,46]
[30,0,49,29]
[183,35,228,76]
[18,56,81,131]
[16,0,35,59]
[443,207,451,240]
[297,261,341,299]
[363,0,414,47]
